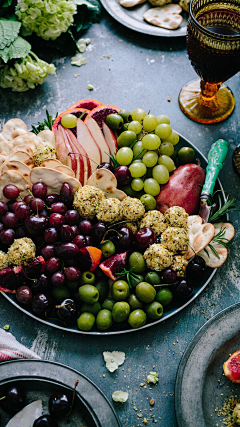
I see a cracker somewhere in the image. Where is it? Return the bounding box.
[143,4,183,29]
[186,215,215,259]
[37,130,56,148]
[0,170,30,202]
[0,141,12,156]
[41,159,62,168]
[198,246,228,268]
[119,0,146,7]
[1,161,31,185]
[30,167,81,195]
[10,145,34,158]
[0,119,28,142]
[86,168,126,200]
[11,135,36,152]
[55,165,75,178]
[7,151,34,169]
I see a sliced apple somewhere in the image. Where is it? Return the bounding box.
[102,122,118,156]
[86,117,110,163]
[77,118,102,173]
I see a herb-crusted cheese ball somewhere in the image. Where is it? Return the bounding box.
[164,206,188,229]
[171,255,188,277]
[140,210,166,236]
[73,185,105,220]
[124,222,138,235]
[233,403,240,425]
[144,243,173,271]
[121,197,145,222]
[7,237,36,266]
[33,144,57,166]
[97,198,123,223]
[161,227,189,254]
[0,250,9,270]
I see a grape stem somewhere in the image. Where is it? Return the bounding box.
[67,380,79,416]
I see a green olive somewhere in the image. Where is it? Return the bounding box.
[145,272,161,286]
[112,302,130,323]
[128,252,146,274]
[128,294,143,310]
[77,312,95,331]
[102,298,115,311]
[51,287,70,303]
[121,185,140,198]
[146,301,163,320]
[100,240,115,258]
[78,284,99,305]
[80,301,101,315]
[123,123,129,131]
[80,271,95,285]
[106,114,124,130]
[96,309,113,331]
[129,274,144,288]
[177,147,195,165]
[118,109,132,122]
[140,194,157,211]
[111,280,130,301]
[128,309,146,329]
[155,288,173,306]
[66,280,79,291]
[95,280,109,303]
[135,282,156,303]
[117,131,137,148]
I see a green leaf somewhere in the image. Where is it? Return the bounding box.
[2,0,14,7]
[0,19,21,50]
[0,35,31,63]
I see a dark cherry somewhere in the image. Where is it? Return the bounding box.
[0,229,15,245]
[64,210,79,225]
[15,203,30,220]
[115,227,133,251]
[45,194,59,206]
[161,268,178,284]
[55,243,79,259]
[0,385,26,412]
[78,220,93,236]
[59,225,74,242]
[174,279,193,299]
[41,244,55,260]
[49,392,71,419]
[3,184,19,200]
[44,228,58,244]
[51,271,66,287]
[0,201,8,216]
[64,266,81,282]
[59,183,73,206]
[15,225,27,238]
[16,285,32,305]
[135,227,155,250]
[186,256,207,279]
[29,198,45,213]
[45,257,61,274]
[32,292,53,316]
[49,213,65,230]
[71,225,79,238]
[32,182,48,199]
[33,415,58,427]
[114,165,131,186]
[51,202,67,215]
[24,194,34,205]
[25,215,47,234]
[0,223,4,233]
[7,200,16,212]
[97,162,114,172]
[55,298,77,323]
[73,235,88,249]
[92,222,108,244]
[3,212,19,228]
[31,274,50,294]
[39,209,48,218]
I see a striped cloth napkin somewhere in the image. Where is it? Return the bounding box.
[0,329,40,362]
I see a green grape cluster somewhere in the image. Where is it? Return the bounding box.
[107,108,180,211]
[0,52,56,92]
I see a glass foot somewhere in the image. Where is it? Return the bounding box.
[179,79,235,124]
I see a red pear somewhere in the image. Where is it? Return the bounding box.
[86,117,110,164]
[102,122,118,156]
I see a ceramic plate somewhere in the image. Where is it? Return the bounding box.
[0,359,121,427]
[1,132,226,335]
[175,303,240,427]
[100,0,188,37]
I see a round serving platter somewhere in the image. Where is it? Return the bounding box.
[1,132,226,335]
[0,359,121,427]
[175,303,240,427]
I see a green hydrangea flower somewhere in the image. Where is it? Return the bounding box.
[16,0,77,40]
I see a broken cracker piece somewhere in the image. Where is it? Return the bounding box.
[186,215,215,259]
[143,4,183,29]
[86,168,126,201]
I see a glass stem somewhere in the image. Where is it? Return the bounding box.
[200,80,221,99]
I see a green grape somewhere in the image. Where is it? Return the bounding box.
[157,114,170,125]
[128,121,142,134]
[133,140,147,159]
[140,194,157,211]
[129,162,147,178]
[142,134,161,150]
[121,185,139,198]
[117,130,136,148]
[116,147,133,165]
[61,114,77,128]
[123,123,129,131]
[132,159,142,163]
[155,123,172,140]
[143,178,160,196]
[163,130,179,146]
[142,151,158,168]
[159,142,174,156]
[131,108,146,123]
[143,114,158,132]
[152,165,169,184]
[171,148,178,161]
[131,178,144,192]
[158,155,175,172]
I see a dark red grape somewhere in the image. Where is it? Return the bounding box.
[114,166,131,186]
[59,183,73,205]
[7,200,16,212]
[51,271,65,287]
[51,202,67,215]
[16,285,32,305]
[0,385,26,413]
[115,227,133,252]
[71,225,79,238]
[73,235,87,249]
[64,210,79,225]
[44,228,58,244]
[24,194,34,205]
[13,201,25,212]
[49,393,71,419]
[55,242,79,259]
[97,162,114,172]
[135,227,155,250]
[55,298,77,323]
[15,226,27,238]
[32,292,53,316]
[0,201,8,216]
[174,279,193,298]
[3,212,19,228]
[29,198,45,213]
[33,415,58,427]
[41,244,55,260]
[32,182,47,199]
[79,220,93,235]
[161,268,177,284]
[45,257,61,274]
[31,274,50,294]
[39,209,48,218]
[3,184,19,200]
[49,213,65,229]
[64,266,81,281]
[186,256,207,279]
[59,225,74,242]
[15,203,30,220]
[0,229,15,245]
[45,194,59,206]
[92,222,108,244]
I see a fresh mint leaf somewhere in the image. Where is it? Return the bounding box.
[0,35,31,63]
[0,19,21,50]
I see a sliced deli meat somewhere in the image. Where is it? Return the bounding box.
[30,167,81,195]
[143,4,183,30]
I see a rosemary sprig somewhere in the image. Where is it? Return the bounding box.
[207,244,220,259]
[32,110,58,134]
[104,151,119,170]
[115,267,140,289]
[208,194,239,223]
[212,227,231,250]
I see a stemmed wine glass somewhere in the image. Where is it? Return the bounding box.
[179,0,240,124]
